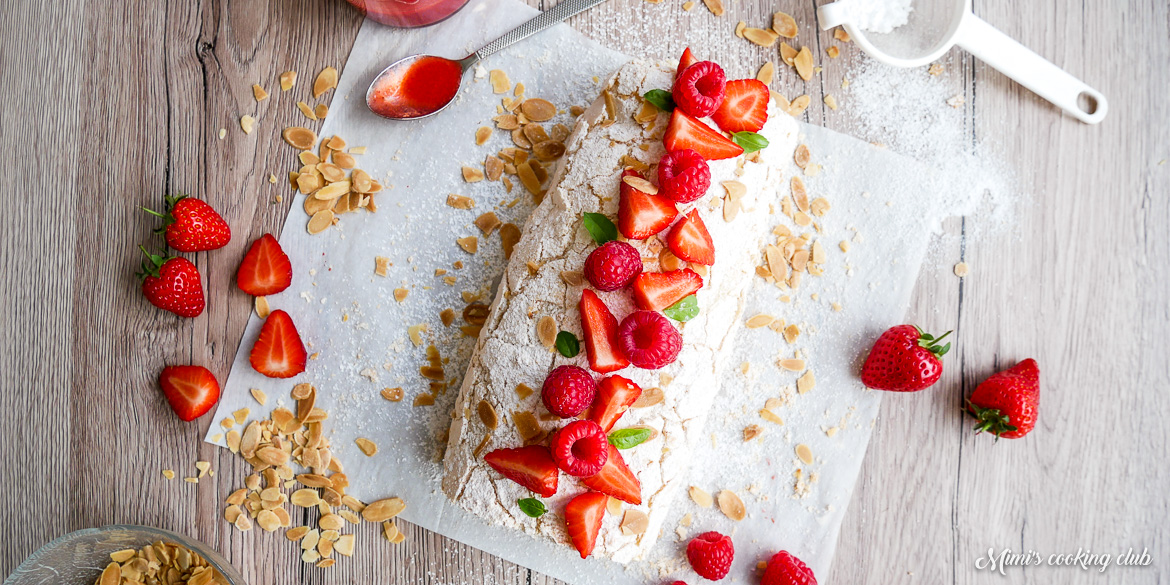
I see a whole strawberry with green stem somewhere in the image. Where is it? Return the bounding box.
[138,246,205,317]
[860,324,952,392]
[143,194,231,252]
[967,359,1040,439]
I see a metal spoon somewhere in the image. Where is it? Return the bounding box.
[365,0,611,120]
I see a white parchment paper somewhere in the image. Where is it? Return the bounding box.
[207,2,964,582]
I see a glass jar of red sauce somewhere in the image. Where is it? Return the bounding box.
[345,0,471,28]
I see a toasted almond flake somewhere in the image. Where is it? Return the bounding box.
[780,42,798,65]
[743,27,779,47]
[382,387,404,402]
[515,383,534,399]
[947,94,965,108]
[536,315,557,348]
[473,126,493,146]
[772,11,798,37]
[312,180,350,201]
[783,324,801,343]
[779,358,806,371]
[689,486,713,508]
[251,295,272,319]
[477,399,499,430]
[306,210,333,234]
[570,105,585,116]
[794,144,810,168]
[474,212,501,235]
[794,46,815,80]
[162,469,175,480]
[792,249,810,272]
[446,193,475,209]
[313,66,338,98]
[234,513,253,531]
[516,161,542,195]
[794,211,812,227]
[797,370,816,394]
[623,175,658,194]
[333,534,355,557]
[314,104,329,119]
[362,497,406,522]
[500,223,521,259]
[371,256,391,277]
[607,496,623,516]
[743,424,763,441]
[440,308,456,327]
[717,490,746,521]
[408,324,428,346]
[355,437,378,456]
[765,245,789,282]
[827,46,841,58]
[824,94,839,110]
[682,1,694,10]
[520,98,556,122]
[283,127,317,150]
[462,166,485,183]
[332,152,356,169]
[297,101,318,121]
[788,94,811,116]
[632,386,664,407]
[620,509,650,536]
[602,89,617,120]
[796,443,814,464]
[834,28,851,42]
[756,61,776,85]
[532,140,566,161]
[760,408,784,424]
[701,0,724,16]
[489,70,510,93]
[954,262,970,277]
[240,115,255,134]
[745,314,775,329]
[929,63,945,76]
[456,236,479,254]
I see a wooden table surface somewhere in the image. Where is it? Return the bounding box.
[3,0,1167,583]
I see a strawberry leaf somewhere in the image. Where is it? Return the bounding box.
[582,213,618,245]
[555,331,580,358]
[517,498,547,518]
[731,131,769,153]
[663,294,699,322]
[643,89,675,112]
[608,427,652,449]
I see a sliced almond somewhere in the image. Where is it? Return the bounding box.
[494,114,520,130]
[312,180,350,201]
[446,193,475,209]
[701,0,724,16]
[254,296,271,318]
[532,140,566,161]
[307,210,334,234]
[475,126,492,145]
[362,497,406,522]
[313,66,338,98]
[632,387,664,408]
[536,315,557,348]
[477,399,499,430]
[489,70,510,94]
[623,175,658,194]
[743,27,779,47]
[252,84,269,101]
[689,486,713,508]
[283,127,317,150]
[332,152,356,170]
[779,358,806,371]
[474,212,501,235]
[462,166,485,183]
[717,490,746,521]
[756,61,776,86]
[355,437,378,456]
[788,94,811,116]
[743,424,763,441]
[772,11,798,38]
[296,101,318,121]
[279,70,297,91]
[797,370,816,394]
[620,509,650,536]
[520,98,556,122]
[456,236,478,254]
[794,144,810,168]
[745,314,775,329]
[500,223,521,258]
[381,387,404,402]
[239,115,256,134]
[794,47,815,81]
[795,443,814,464]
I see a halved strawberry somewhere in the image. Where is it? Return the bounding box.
[580,290,630,373]
[249,309,307,378]
[483,445,559,497]
[677,47,698,77]
[711,78,770,133]
[588,375,643,432]
[582,444,642,505]
[666,210,715,265]
[632,269,704,311]
[564,491,608,559]
[664,110,744,160]
[618,169,678,240]
[158,365,221,422]
[237,233,293,296]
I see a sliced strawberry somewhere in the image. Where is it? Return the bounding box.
[666,210,715,265]
[711,78,770,133]
[588,375,643,432]
[564,491,608,559]
[632,269,704,311]
[618,169,678,240]
[158,365,221,422]
[237,233,293,296]
[579,290,630,373]
[483,445,560,497]
[582,444,642,505]
[664,110,744,160]
[677,47,698,77]
[249,309,308,378]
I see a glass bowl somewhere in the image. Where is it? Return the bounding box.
[4,525,245,585]
[344,0,472,28]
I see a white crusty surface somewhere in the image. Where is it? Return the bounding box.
[441,59,799,563]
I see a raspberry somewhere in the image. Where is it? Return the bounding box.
[551,420,609,477]
[686,531,734,580]
[658,149,711,203]
[761,551,817,585]
[541,365,597,418]
[584,241,643,291]
[672,61,726,118]
[618,311,682,370]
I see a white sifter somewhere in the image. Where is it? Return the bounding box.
[818,0,1107,124]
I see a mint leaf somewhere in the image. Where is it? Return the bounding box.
[582,212,618,245]
[517,498,547,518]
[608,428,653,449]
[732,131,769,153]
[643,89,675,112]
[555,331,580,358]
[663,294,699,322]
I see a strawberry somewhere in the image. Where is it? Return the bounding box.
[618,169,678,240]
[138,246,205,318]
[711,78,770,133]
[581,444,642,504]
[249,309,308,378]
[966,359,1040,439]
[143,194,231,252]
[237,234,293,296]
[663,110,744,160]
[579,290,630,373]
[860,325,952,392]
[665,210,715,265]
[632,269,703,311]
[588,375,643,432]
[677,47,698,77]
[483,445,560,497]
[564,491,608,559]
[158,365,221,421]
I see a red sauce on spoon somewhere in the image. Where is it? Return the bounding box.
[367,56,463,119]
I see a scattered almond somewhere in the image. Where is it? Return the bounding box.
[717,490,746,521]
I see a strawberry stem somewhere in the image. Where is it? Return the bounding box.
[137,245,169,279]
[915,326,953,358]
[965,399,1017,441]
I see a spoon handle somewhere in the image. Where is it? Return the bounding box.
[472,0,611,63]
